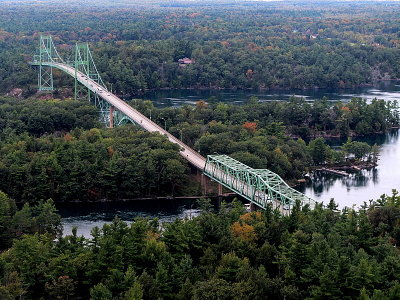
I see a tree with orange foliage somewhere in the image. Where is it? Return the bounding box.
[239,211,262,223]
[246,69,254,79]
[107,146,115,158]
[341,106,350,112]
[230,222,257,242]
[196,100,208,109]
[63,133,73,142]
[242,122,257,133]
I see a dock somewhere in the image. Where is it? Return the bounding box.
[316,168,349,176]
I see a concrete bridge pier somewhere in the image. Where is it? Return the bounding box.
[109,106,115,128]
[198,169,222,197]
[217,183,224,209]
[218,183,223,196]
[201,173,207,196]
[250,202,258,212]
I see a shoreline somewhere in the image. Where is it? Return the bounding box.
[32,194,238,206]
[133,79,400,95]
[288,126,400,140]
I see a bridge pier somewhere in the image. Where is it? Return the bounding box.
[218,184,223,196]
[250,202,258,212]
[109,106,115,128]
[201,173,207,196]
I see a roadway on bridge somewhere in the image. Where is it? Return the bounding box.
[50,62,207,170]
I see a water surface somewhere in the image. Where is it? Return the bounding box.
[297,129,400,208]
[141,81,400,107]
[60,199,201,237]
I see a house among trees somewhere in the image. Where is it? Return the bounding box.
[178,57,195,66]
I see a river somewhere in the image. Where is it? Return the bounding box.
[142,81,400,107]
[61,199,202,237]
[60,82,400,237]
[297,129,400,209]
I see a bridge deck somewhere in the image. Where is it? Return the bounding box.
[31,62,206,170]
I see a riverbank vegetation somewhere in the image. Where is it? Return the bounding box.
[134,96,397,172]
[1,190,400,299]
[0,127,189,203]
[136,97,399,140]
[0,96,396,203]
[0,1,400,96]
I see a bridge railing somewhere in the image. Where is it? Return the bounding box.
[204,155,316,212]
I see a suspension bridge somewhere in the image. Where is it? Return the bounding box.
[29,35,316,214]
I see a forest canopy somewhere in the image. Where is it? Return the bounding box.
[0,2,399,298]
[1,191,400,299]
[0,1,399,96]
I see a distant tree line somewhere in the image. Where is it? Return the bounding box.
[132,97,399,141]
[0,2,399,95]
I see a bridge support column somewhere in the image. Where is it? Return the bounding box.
[109,106,115,128]
[201,174,207,196]
[250,202,257,212]
[217,183,223,208]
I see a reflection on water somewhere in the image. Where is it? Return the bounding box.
[141,81,400,107]
[306,168,378,195]
[59,199,201,238]
[297,129,400,208]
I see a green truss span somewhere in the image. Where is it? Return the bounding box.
[204,155,316,213]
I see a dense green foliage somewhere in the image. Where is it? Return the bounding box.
[0,0,398,202]
[138,96,399,140]
[0,97,190,203]
[0,126,188,203]
[0,96,395,204]
[0,98,99,137]
[0,191,61,250]
[1,192,400,299]
[0,3,399,299]
[0,1,400,95]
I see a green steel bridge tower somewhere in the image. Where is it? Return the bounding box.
[33,35,132,127]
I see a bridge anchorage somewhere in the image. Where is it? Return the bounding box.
[29,35,316,215]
